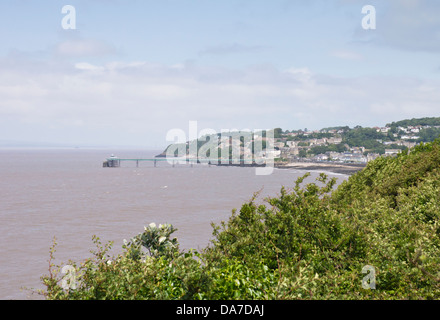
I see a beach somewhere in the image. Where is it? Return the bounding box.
[275,162,366,175]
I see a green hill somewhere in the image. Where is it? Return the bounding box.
[41,139,440,300]
[387,117,440,128]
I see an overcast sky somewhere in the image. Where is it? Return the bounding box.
[1,0,439,149]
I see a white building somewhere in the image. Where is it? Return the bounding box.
[385,149,400,157]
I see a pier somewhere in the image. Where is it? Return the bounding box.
[102,155,267,168]
[103,157,168,168]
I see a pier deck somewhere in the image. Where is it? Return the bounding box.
[102,157,266,168]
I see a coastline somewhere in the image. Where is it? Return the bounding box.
[155,150,366,175]
[275,162,366,175]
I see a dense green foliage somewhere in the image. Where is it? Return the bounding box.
[307,143,347,156]
[342,127,385,150]
[387,117,440,128]
[287,132,334,141]
[417,127,440,143]
[41,139,440,300]
[320,126,350,133]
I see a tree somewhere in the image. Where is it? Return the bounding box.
[417,127,440,143]
[342,127,384,149]
[274,128,283,138]
[298,149,308,158]
[307,144,347,156]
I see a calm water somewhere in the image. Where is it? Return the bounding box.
[0,148,348,300]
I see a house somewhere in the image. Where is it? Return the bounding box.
[351,147,365,154]
[260,149,281,159]
[328,152,342,161]
[367,153,380,162]
[289,147,300,156]
[340,152,367,163]
[402,141,417,149]
[377,127,390,133]
[327,137,342,144]
[351,155,368,163]
[398,126,408,133]
[280,148,291,158]
[274,142,285,149]
[315,154,329,162]
[384,149,400,157]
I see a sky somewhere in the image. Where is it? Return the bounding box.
[0,0,439,149]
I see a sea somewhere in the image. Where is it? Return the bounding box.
[0,148,348,300]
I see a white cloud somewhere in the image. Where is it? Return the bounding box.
[55,38,116,58]
[1,57,439,147]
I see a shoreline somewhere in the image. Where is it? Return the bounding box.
[275,162,366,175]
[156,155,367,175]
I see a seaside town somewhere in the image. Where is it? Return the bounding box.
[193,118,440,167]
[270,125,418,165]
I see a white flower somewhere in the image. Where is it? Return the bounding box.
[149,222,156,229]
[158,236,167,244]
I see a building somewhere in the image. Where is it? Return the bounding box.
[315,154,329,162]
[351,147,365,154]
[367,153,380,162]
[377,127,390,133]
[289,147,300,156]
[327,137,342,144]
[402,141,417,149]
[274,141,285,149]
[384,149,400,157]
